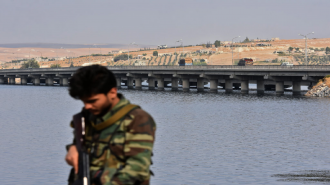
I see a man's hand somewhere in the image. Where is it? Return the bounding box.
[65,145,79,174]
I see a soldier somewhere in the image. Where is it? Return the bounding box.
[65,65,156,185]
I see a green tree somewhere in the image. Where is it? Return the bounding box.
[326,47,330,54]
[153,51,158,56]
[288,47,294,53]
[243,37,250,43]
[214,40,221,48]
[50,64,61,68]
[206,41,212,48]
[142,53,147,56]
[20,59,40,69]
[113,54,130,62]
[70,62,74,67]
[295,47,300,52]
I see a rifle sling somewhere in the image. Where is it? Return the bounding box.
[91,104,139,131]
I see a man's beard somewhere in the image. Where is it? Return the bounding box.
[97,103,112,117]
[96,97,112,117]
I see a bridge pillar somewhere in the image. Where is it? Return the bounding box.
[225,79,233,93]
[197,78,204,92]
[292,81,301,95]
[148,78,155,90]
[116,77,121,89]
[257,80,264,95]
[210,79,218,93]
[276,81,284,95]
[241,80,249,94]
[9,78,15,85]
[34,78,40,86]
[135,78,142,90]
[157,78,164,91]
[46,77,54,86]
[21,77,27,85]
[61,77,68,86]
[127,77,134,89]
[171,78,178,91]
[182,78,189,92]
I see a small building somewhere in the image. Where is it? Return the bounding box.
[40,65,50,68]
[35,57,49,62]
[82,61,102,66]
[157,45,167,49]
[134,60,146,66]
[158,53,171,56]
[111,50,123,54]
[196,49,209,53]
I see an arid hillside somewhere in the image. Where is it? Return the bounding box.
[1,38,330,69]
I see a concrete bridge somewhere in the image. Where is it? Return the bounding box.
[0,65,329,95]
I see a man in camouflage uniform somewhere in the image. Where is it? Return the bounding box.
[65,65,156,185]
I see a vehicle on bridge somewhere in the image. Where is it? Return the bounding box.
[238,58,253,66]
[281,62,293,66]
[179,57,193,66]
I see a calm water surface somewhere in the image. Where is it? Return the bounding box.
[1,85,330,185]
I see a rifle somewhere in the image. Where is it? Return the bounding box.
[68,113,90,185]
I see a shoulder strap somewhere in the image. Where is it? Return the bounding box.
[92,104,139,131]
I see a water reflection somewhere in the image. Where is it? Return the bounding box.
[273,170,330,182]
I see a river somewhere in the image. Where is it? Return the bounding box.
[0,85,330,184]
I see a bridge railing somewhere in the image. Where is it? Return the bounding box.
[106,65,330,70]
[1,65,330,72]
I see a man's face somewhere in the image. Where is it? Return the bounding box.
[81,88,117,116]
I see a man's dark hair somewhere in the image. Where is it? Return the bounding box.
[69,65,117,99]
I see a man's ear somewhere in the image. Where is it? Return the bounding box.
[107,87,117,100]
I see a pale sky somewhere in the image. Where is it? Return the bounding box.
[1,0,329,46]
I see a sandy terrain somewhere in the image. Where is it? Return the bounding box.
[0,47,118,63]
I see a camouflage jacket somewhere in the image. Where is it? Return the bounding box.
[70,94,156,185]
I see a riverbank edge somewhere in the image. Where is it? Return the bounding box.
[305,76,330,97]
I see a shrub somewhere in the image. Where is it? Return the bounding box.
[20,59,40,69]
[50,64,61,68]
[193,62,207,66]
[114,54,130,62]
[326,47,330,54]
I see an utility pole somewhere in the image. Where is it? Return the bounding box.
[231,36,240,65]
[175,39,181,55]
[128,42,137,64]
[299,32,314,66]
[182,39,184,56]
